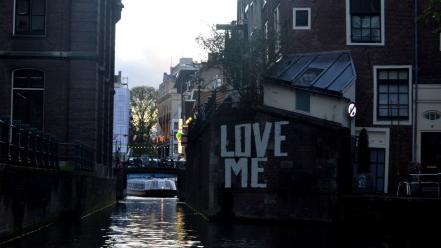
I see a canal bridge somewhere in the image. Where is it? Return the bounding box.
[123,166,186,199]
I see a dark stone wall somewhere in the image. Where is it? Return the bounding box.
[185,106,351,222]
[0,165,116,242]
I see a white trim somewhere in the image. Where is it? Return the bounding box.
[355,127,390,193]
[346,0,385,46]
[373,65,413,126]
[12,0,16,36]
[293,8,311,30]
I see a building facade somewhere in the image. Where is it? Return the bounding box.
[113,71,130,156]
[237,0,441,193]
[0,0,123,168]
[157,58,200,159]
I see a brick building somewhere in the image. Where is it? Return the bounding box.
[237,0,441,193]
[0,0,123,168]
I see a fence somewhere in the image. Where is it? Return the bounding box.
[0,118,94,172]
[0,119,59,169]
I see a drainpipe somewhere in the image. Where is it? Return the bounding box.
[412,0,419,162]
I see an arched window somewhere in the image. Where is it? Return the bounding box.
[14,0,46,35]
[12,69,45,129]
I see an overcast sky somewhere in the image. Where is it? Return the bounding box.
[115,0,237,89]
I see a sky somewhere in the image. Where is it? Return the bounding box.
[115,0,237,89]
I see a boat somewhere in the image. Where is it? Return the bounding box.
[127,178,178,197]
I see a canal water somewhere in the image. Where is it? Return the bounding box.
[2,196,440,248]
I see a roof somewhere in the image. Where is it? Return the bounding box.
[264,51,356,96]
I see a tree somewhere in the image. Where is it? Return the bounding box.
[196,24,275,101]
[419,0,441,32]
[130,86,158,155]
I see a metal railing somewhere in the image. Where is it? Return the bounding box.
[0,119,59,169]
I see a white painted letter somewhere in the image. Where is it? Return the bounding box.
[251,158,267,188]
[225,158,248,188]
[221,125,234,157]
[274,121,289,157]
[235,124,251,157]
[253,122,272,157]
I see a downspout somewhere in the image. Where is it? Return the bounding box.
[412,0,419,162]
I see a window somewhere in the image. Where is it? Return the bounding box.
[293,8,311,30]
[296,90,310,112]
[424,111,441,121]
[374,67,412,124]
[14,0,46,35]
[296,68,323,85]
[346,0,384,45]
[12,69,45,129]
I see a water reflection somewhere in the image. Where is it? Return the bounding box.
[4,196,441,248]
[102,197,202,248]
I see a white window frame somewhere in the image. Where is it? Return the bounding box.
[373,65,412,126]
[345,0,385,46]
[293,8,311,30]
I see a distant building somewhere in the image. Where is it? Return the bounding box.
[157,58,200,159]
[113,71,130,156]
[0,0,123,169]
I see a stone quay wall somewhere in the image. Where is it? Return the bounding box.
[0,165,116,242]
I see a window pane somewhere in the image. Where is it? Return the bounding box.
[16,0,29,15]
[31,16,45,32]
[31,0,45,15]
[371,16,380,28]
[390,108,399,116]
[352,16,361,28]
[379,93,388,104]
[399,85,408,93]
[399,71,408,80]
[352,29,361,41]
[13,90,44,129]
[400,108,409,117]
[389,85,398,93]
[350,0,381,15]
[399,93,409,105]
[388,71,398,80]
[390,94,398,104]
[379,85,388,93]
[379,71,388,80]
[14,69,44,88]
[296,90,310,112]
[372,29,381,41]
[15,15,29,33]
[378,108,388,117]
[361,16,371,28]
[361,29,370,40]
[295,10,309,27]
